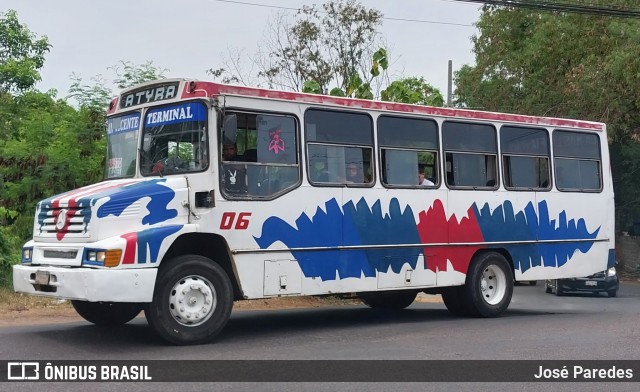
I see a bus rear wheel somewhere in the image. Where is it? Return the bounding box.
[460,252,513,318]
[71,300,142,326]
[145,255,233,345]
[360,291,417,310]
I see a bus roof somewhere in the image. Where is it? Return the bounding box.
[111,78,606,132]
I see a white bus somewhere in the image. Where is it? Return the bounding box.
[14,79,615,345]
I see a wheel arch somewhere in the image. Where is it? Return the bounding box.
[160,233,243,300]
[471,247,516,278]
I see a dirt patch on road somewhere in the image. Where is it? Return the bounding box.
[0,289,442,327]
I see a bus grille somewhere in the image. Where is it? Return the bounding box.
[36,204,91,240]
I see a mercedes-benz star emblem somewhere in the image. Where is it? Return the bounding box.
[55,209,68,231]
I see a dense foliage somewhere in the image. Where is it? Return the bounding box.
[455,1,640,230]
[0,11,166,285]
[0,10,50,94]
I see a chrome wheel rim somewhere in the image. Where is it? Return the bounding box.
[168,275,217,326]
[480,264,507,305]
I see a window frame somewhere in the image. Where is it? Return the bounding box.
[377,114,440,189]
[105,110,142,179]
[218,108,302,200]
[500,125,551,192]
[304,108,375,188]
[442,120,499,190]
[552,129,603,193]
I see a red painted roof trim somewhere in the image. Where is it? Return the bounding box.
[181,81,604,131]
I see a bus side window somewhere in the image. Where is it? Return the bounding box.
[378,115,439,188]
[305,109,374,187]
[553,130,601,192]
[500,126,550,190]
[220,111,300,199]
[443,121,497,189]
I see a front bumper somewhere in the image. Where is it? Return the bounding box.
[557,276,619,293]
[13,265,158,302]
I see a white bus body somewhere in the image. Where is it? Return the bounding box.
[14,79,615,344]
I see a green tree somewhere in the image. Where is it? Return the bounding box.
[211,1,442,103]
[0,10,51,94]
[212,0,386,97]
[68,73,112,112]
[302,47,390,99]
[112,60,169,89]
[68,60,168,111]
[381,77,444,106]
[454,1,640,230]
[1,91,103,236]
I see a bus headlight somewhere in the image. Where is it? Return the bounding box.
[607,267,617,277]
[84,249,122,267]
[21,247,33,264]
[86,250,106,264]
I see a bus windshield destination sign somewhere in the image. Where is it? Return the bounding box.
[120,82,180,109]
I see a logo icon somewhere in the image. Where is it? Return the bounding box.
[7,362,40,380]
[228,170,237,185]
[55,209,68,231]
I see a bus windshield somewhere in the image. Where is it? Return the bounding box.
[140,102,208,176]
[105,112,141,179]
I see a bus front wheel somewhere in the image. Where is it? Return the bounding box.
[71,300,142,326]
[145,255,234,345]
[461,252,513,318]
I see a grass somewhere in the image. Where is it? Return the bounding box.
[0,286,71,312]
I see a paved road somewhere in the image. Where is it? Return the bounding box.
[1,282,639,391]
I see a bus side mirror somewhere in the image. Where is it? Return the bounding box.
[223,114,237,144]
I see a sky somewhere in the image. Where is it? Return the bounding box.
[2,0,481,99]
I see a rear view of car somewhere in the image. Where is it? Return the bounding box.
[545,267,619,297]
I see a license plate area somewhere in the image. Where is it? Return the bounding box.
[35,270,51,285]
[585,280,597,287]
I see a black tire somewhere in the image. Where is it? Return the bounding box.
[459,252,513,318]
[545,281,552,294]
[441,286,471,316]
[360,291,417,310]
[145,255,234,345]
[71,300,142,326]
[554,280,563,296]
[607,289,617,297]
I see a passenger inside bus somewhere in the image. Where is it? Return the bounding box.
[223,143,239,161]
[419,168,435,186]
[345,163,370,183]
